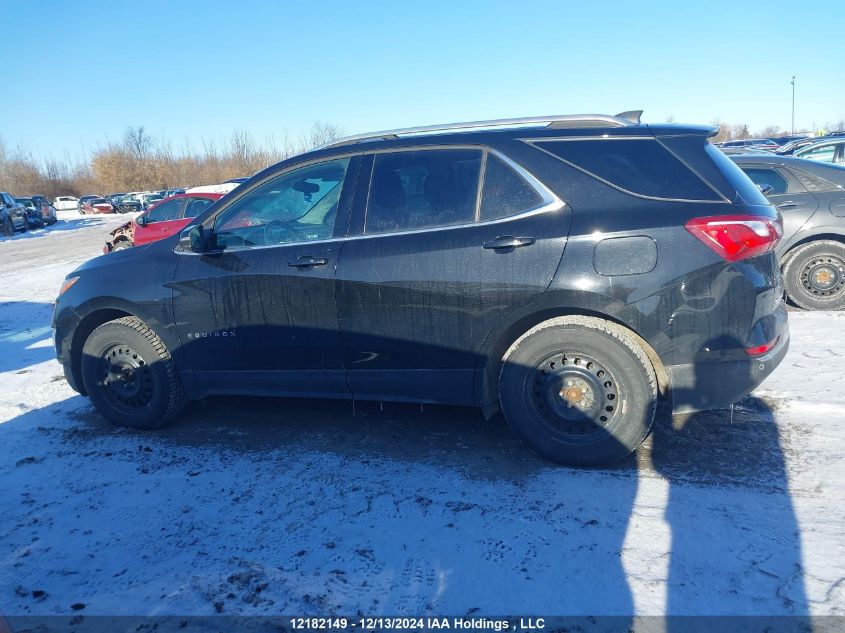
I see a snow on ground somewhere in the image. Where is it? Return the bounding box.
[0,216,843,618]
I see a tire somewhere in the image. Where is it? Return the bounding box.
[782,240,845,310]
[80,316,186,429]
[2,217,11,237]
[499,316,657,466]
[112,239,132,251]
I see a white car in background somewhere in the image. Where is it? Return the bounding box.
[53,196,80,210]
[185,182,240,195]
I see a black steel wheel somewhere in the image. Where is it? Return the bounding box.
[499,316,657,466]
[528,351,621,441]
[97,344,155,415]
[81,316,186,429]
[783,240,845,310]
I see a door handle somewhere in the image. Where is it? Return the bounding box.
[777,202,797,209]
[288,255,328,268]
[482,235,535,250]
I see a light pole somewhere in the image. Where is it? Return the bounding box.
[791,76,796,134]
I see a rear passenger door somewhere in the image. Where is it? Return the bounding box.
[335,147,569,405]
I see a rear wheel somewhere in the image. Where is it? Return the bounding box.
[499,316,657,466]
[2,217,12,237]
[782,240,845,310]
[81,316,186,429]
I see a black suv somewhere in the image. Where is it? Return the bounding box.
[54,112,788,465]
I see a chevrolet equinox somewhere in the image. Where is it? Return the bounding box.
[53,112,789,465]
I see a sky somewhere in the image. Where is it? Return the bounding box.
[1,0,843,163]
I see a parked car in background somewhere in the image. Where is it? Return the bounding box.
[80,197,114,214]
[731,153,845,310]
[58,112,789,466]
[104,193,222,252]
[793,139,845,165]
[141,193,163,209]
[109,194,143,214]
[770,134,813,146]
[717,138,779,151]
[0,192,28,235]
[162,188,186,199]
[776,136,834,155]
[185,182,241,195]
[78,195,101,212]
[14,197,46,228]
[53,195,80,211]
[31,195,58,224]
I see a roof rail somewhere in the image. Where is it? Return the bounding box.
[315,112,641,151]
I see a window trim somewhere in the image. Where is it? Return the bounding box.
[523,136,730,204]
[361,144,563,237]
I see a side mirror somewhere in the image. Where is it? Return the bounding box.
[757,183,774,195]
[189,225,208,253]
[135,215,148,226]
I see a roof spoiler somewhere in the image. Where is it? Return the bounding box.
[615,110,643,124]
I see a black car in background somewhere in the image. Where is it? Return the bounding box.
[0,192,28,235]
[109,194,143,214]
[731,154,845,310]
[54,112,788,466]
[30,195,58,224]
[14,197,46,228]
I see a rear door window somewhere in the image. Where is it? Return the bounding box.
[534,138,722,201]
[365,149,482,234]
[740,167,789,194]
[184,197,215,218]
[800,144,837,162]
[146,199,183,222]
[479,154,543,221]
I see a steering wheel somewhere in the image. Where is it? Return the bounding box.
[265,219,305,244]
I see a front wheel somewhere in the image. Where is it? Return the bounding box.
[782,240,845,310]
[80,316,186,429]
[499,316,657,466]
[2,217,12,237]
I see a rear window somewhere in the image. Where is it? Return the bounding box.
[480,154,543,221]
[535,138,722,201]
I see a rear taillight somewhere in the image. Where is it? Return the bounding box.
[745,336,780,356]
[685,214,782,262]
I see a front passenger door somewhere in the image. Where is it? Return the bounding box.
[135,198,185,245]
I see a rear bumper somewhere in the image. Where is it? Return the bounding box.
[667,304,789,413]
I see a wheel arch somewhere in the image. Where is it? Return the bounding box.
[781,230,845,268]
[477,301,670,418]
[69,307,134,396]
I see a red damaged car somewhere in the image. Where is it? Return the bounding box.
[104,193,222,253]
[81,197,115,214]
